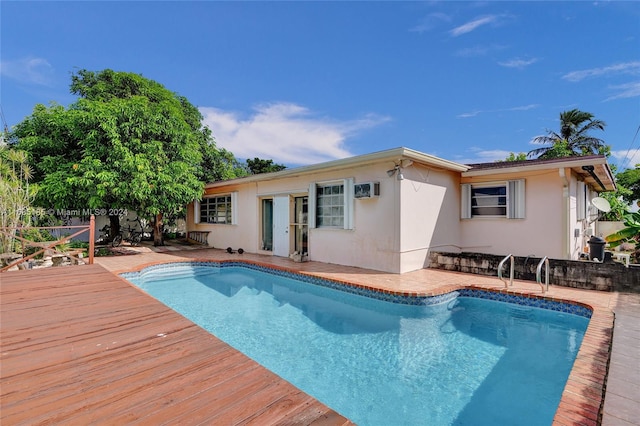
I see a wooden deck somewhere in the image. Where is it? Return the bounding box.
[2,245,633,425]
[0,264,352,425]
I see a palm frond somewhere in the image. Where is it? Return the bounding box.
[606,228,639,243]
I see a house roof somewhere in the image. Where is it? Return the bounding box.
[205,147,469,189]
[205,148,616,192]
[463,155,616,192]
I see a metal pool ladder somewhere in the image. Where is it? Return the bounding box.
[499,254,550,294]
[536,256,550,294]
[498,254,514,288]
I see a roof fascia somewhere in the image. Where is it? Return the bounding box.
[461,156,609,177]
[205,147,469,189]
[462,156,616,192]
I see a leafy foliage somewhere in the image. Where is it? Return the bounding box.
[615,164,640,206]
[245,157,287,174]
[606,211,640,263]
[598,191,632,221]
[0,146,38,252]
[598,164,639,220]
[502,152,528,162]
[200,140,248,183]
[12,69,240,245]
[528,109,608,159]
[20,228,56,259]
[606,211,640,245]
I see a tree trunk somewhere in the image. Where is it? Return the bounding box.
[109,215,121,242]
[153,213,164,246]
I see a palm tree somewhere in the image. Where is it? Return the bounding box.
[528,109,608,159]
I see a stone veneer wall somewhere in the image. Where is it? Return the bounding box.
[427,251,639,293]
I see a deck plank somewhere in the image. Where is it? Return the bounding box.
[2,247,624,426]
[0,264,352,425]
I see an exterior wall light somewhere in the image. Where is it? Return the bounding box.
[387,164,405,180]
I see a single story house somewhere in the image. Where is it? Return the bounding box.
[186,147,615,274]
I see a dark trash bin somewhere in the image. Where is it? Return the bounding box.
[588,236,606,261]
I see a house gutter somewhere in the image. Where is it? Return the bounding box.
[462,155,610,177]
[581,165,607,191]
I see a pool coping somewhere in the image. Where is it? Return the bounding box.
[123,260,594,318]
[119,258,612,426]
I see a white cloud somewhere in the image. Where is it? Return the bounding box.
[457,110,481,118]
[0,56,54,86]
[509,104,539,111]
[200,103,391,166]
[457,104,539,118]
[611,148,640,170]
[409,13,451,33]
[605,82,640,101]
[454,43,508,58]
[561,62,640,101]
[450,15,498,37]
[562,61,640,82]
[498,57,539,69]
[450,148,516,164]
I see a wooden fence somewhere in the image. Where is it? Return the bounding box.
[0,216,95,272]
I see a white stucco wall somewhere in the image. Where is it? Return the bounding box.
[398,164,461,273]
[187,154,609,272]
[460,170,566,259]
[187,159,459,273]
[186,182,259,251]
[596,221,624,240]
[285,162,461,273]
[300,162,400,272]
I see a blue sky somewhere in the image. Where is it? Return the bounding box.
[2,1,639,171]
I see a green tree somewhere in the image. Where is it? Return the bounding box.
[502,152,528,162]
[528,109,608,159]
[598,164,639,221]
[200,137,248,183]
[12,69,237,246]
[245,157,286,174]
[599,191,632,221]
[615,164,640,205]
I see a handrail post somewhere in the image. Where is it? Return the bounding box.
[544,258,549,293]
[509,256,514,287]
[89,215,95,265]
[498,254,514,289]
[536,256,550,294]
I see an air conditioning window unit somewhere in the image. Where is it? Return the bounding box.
[354,182,380,199]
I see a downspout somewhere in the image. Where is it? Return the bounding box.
[394,164,402,273]
[559,168,570,259]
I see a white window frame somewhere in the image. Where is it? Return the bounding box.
[461,179,525,219]
[308,178,354,230]
[577,181,587,221]
[194,192,238,225]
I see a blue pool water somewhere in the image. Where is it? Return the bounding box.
[125,264,589,426]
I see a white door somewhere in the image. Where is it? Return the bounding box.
[273,196,290,257]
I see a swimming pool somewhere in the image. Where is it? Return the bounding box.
[123,262,591,425]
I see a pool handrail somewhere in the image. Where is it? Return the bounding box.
[536,256,550,294]
[498,254,514,289]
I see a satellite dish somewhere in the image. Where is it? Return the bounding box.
[591,197,611,213]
